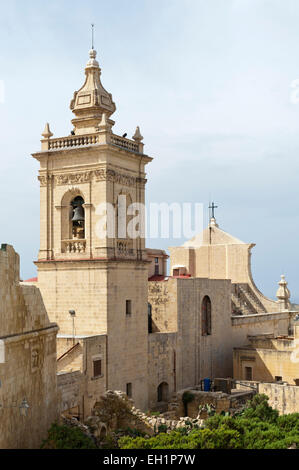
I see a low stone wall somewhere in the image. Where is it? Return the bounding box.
[169,388,254,419]
[258,382,299,415]
[86,391,204,440]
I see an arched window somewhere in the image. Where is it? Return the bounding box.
[157,382,169,402]
[70,196,85,239]
[202,296,212,336]
[148,303,153,334]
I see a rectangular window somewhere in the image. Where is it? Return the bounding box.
[126,383,132,398]
[275,376,282,382]
[245,366,252,381]
[93,359,102,378]
[155,257,159,264]
[126,300,132,316]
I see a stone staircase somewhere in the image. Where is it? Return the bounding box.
[231,283,267,315]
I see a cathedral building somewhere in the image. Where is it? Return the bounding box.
[27,47,298,418]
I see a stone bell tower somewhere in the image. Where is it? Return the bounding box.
[32,47,152,409]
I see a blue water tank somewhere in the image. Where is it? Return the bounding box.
[203,378,211,392]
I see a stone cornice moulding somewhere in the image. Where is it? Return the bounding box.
[38,169,147,188]
[31,145,153,164]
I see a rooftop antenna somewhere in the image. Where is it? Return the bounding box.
[91,23,95,49]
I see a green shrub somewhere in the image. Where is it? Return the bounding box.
[242,394,279,423]
[101,433,119,450]
[41,422,97,449]
[158,424,168,434]
[118,395,299,450]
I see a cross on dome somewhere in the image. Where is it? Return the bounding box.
[209,202,219,227]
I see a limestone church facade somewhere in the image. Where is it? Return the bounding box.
[28,47,298,417]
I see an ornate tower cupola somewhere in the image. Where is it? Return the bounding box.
[70,49,116,135]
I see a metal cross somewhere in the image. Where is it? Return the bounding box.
[209,202,218,219]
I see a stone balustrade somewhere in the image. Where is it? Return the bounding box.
[116,239,134,257]
[48,134,99,150]
[42,133,142,154]
[62,239,86,254]
[110,135,139,153]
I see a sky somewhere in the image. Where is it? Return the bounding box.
[0,0,299,301]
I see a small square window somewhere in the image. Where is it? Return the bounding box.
[126,300,132,316]
[93,360,102,378]
[275,376,282,382]
[126,383,132,398]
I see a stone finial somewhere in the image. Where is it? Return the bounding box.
[86,48,99,68]
[42,123,53,139]
[276,275,291,310]
[132,126,144,142]
[98,113,113,133]
[209,217,219,228]
[99,112,108,127]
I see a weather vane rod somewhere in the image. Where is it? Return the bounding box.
[91,23,95,49]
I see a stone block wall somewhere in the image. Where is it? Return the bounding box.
[0,244,58,449]
[148,332,178,410]
[58,370,83,414]
[57,335,107,419]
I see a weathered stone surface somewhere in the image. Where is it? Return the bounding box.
[0,245,58,449]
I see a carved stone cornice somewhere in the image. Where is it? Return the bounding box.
[38,169,147,188]
[55,171,93,186]
[38,175,51,187]
[94,168,137,187]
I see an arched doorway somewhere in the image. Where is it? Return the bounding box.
[157,382,169,402]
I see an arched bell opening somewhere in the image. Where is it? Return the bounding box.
[70,196,85,239]
[115,191,134,255]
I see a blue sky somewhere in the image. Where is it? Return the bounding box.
[0,0,299,301]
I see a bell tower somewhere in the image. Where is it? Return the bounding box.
[32,47,152,410]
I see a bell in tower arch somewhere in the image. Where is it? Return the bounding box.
[71,196,85,239]
[72,204,85,223]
